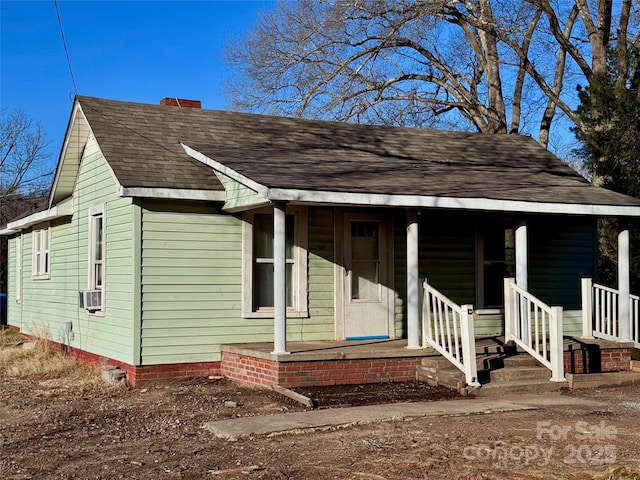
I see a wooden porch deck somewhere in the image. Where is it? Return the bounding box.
[220,336,636,388]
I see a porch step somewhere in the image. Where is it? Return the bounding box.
[472,379,565,397]
[423,353,509,371]
[489,366,551,383]
[471,353,562,396]
[502,355,538,368]
[415,366,468,396]
[566,371,640,389]
[417,353,561,397]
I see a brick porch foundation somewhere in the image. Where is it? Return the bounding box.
[221,350,424,388]
[564,346,633,374]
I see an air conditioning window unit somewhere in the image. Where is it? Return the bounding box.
[79,290,102,311]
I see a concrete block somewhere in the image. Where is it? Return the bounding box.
[416,366,468,396]
[101,365,126,385]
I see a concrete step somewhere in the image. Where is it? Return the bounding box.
[476,353,508,371]
[423,353,511,371]
[415,366,468,396]
[502,355,538,368]
[474,341,519,356]
[472,379,565,397]
[490,366,551,383]
[566,371,640,389]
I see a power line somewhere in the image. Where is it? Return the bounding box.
[53,0,78,95]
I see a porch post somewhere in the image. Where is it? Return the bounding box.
[406,208,420,349]
[618,228,631,341]
[581,278,594,339]
[272,201,289,355]
[515,221,528,291]
[504,278,515,342]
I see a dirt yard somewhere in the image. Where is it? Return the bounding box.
[1,339,639,479]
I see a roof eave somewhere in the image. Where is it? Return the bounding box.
[266,188,640,217]
[117,186,225,201]
[3,199,74,234]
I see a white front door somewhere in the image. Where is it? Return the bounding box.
[341,213,394,340]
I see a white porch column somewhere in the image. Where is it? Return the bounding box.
[272,201,289,355]
[515,221,528,291]
[581,278,594,339]
[618,228,631,341]
[406,208,420,349]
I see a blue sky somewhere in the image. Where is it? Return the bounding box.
[1,0,272,171]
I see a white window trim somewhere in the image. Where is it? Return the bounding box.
[242,205,308,318]
[31,225,51,280]
[87,203,106,315]
[16,234,22,301]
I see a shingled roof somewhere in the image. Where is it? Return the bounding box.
[76,96,640,211]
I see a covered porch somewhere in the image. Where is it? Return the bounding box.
[256,202,637,388]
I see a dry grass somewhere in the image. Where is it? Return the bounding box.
[0,327,23,348]
[0,346,125,396]
[0,322,77,378]
[0,323,125,395]
[25,321,57,357]
[0,346,81,378]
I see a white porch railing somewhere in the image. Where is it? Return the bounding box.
[504,278,565,382]
[422,279,480,387]
[581,278,640,346]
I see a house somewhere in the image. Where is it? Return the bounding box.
[1,95,639,387]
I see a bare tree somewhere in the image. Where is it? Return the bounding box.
[0,109,51,295]
[225,0,640,148]
[0,109,51,224]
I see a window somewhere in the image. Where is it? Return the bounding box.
[32,227,50,279]
[476,222,515,310]
[349,221,380,301]
[87,204,105,312]
[242,206,307,317]
[16,234,22,301]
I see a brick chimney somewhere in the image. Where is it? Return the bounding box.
[159,98,201,108]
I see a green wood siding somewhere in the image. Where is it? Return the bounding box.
[393,210,406,338]
[214,172,269,211]
[306,207,335,338]
[529,216,597,310]
[7,136,135,363]
[7,235,18,314]
[140,200,242,364]
[420,212,476,305]
[140,203,336,365]
[394,210,476,338]
[467,309,583,337]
